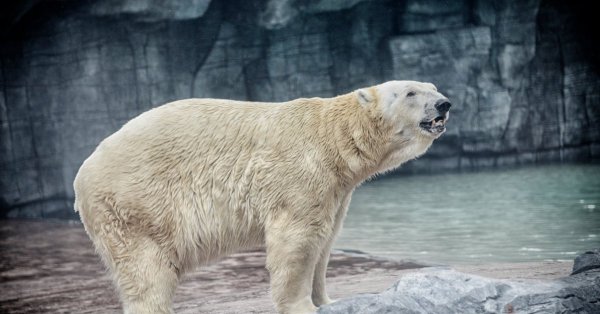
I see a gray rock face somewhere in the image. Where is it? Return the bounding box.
[1,0,599,218]
[572,249,600,275]
[258,0,372,29]
[398,0,468,32]
[87,0,212,21]
[319,252,600,314]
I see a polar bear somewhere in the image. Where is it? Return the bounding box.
[73,80,450,314]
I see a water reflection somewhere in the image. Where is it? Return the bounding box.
[335,164,600,264]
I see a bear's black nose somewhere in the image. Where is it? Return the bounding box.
[435,100,451,113]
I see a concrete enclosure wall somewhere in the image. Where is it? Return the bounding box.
[1,0,599,218]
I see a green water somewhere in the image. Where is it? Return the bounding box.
[334,164,600,264]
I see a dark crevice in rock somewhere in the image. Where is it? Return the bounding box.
[190,0,223,97]
[557,32,567,161]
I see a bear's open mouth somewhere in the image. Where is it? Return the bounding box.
[419,114,447,134]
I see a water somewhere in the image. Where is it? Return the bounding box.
[334,164,600,264]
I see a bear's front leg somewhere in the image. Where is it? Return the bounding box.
[312,194,350,307]
[265,225,328,314]
[311,241,335,307]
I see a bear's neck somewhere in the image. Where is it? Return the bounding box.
[322,93,396,185]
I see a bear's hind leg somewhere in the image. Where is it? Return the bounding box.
[111,237,180,314]
[80,197,181,314]
[89,218,180,314]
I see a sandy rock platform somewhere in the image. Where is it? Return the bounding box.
[0,220,572,313]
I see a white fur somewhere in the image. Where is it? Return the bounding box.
[74,81,448,314]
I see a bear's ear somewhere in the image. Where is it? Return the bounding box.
[357,89,373,107]
[426,82,437,91]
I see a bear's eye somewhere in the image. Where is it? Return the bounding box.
[407,91,416,97]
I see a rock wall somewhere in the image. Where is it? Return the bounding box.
[1,0,599,218]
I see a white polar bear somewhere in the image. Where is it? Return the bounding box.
[74,80,450,314]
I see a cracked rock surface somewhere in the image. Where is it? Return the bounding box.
[572,249,600,275]
[319,250,600,314]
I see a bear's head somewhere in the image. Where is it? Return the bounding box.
[357,80,451,139]
[355,80,451,172]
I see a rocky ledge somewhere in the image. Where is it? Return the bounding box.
[2,219,590,313]
[319,250,600,314]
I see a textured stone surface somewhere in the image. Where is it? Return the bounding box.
[398,0,468,32]
[1,0,599,218]
[572,249,600,275]
[258,0,372,29]
[87,0,212,21]
[319,252,600,314]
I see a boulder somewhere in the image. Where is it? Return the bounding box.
[572,249,600,275]
[319,251,600,314]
